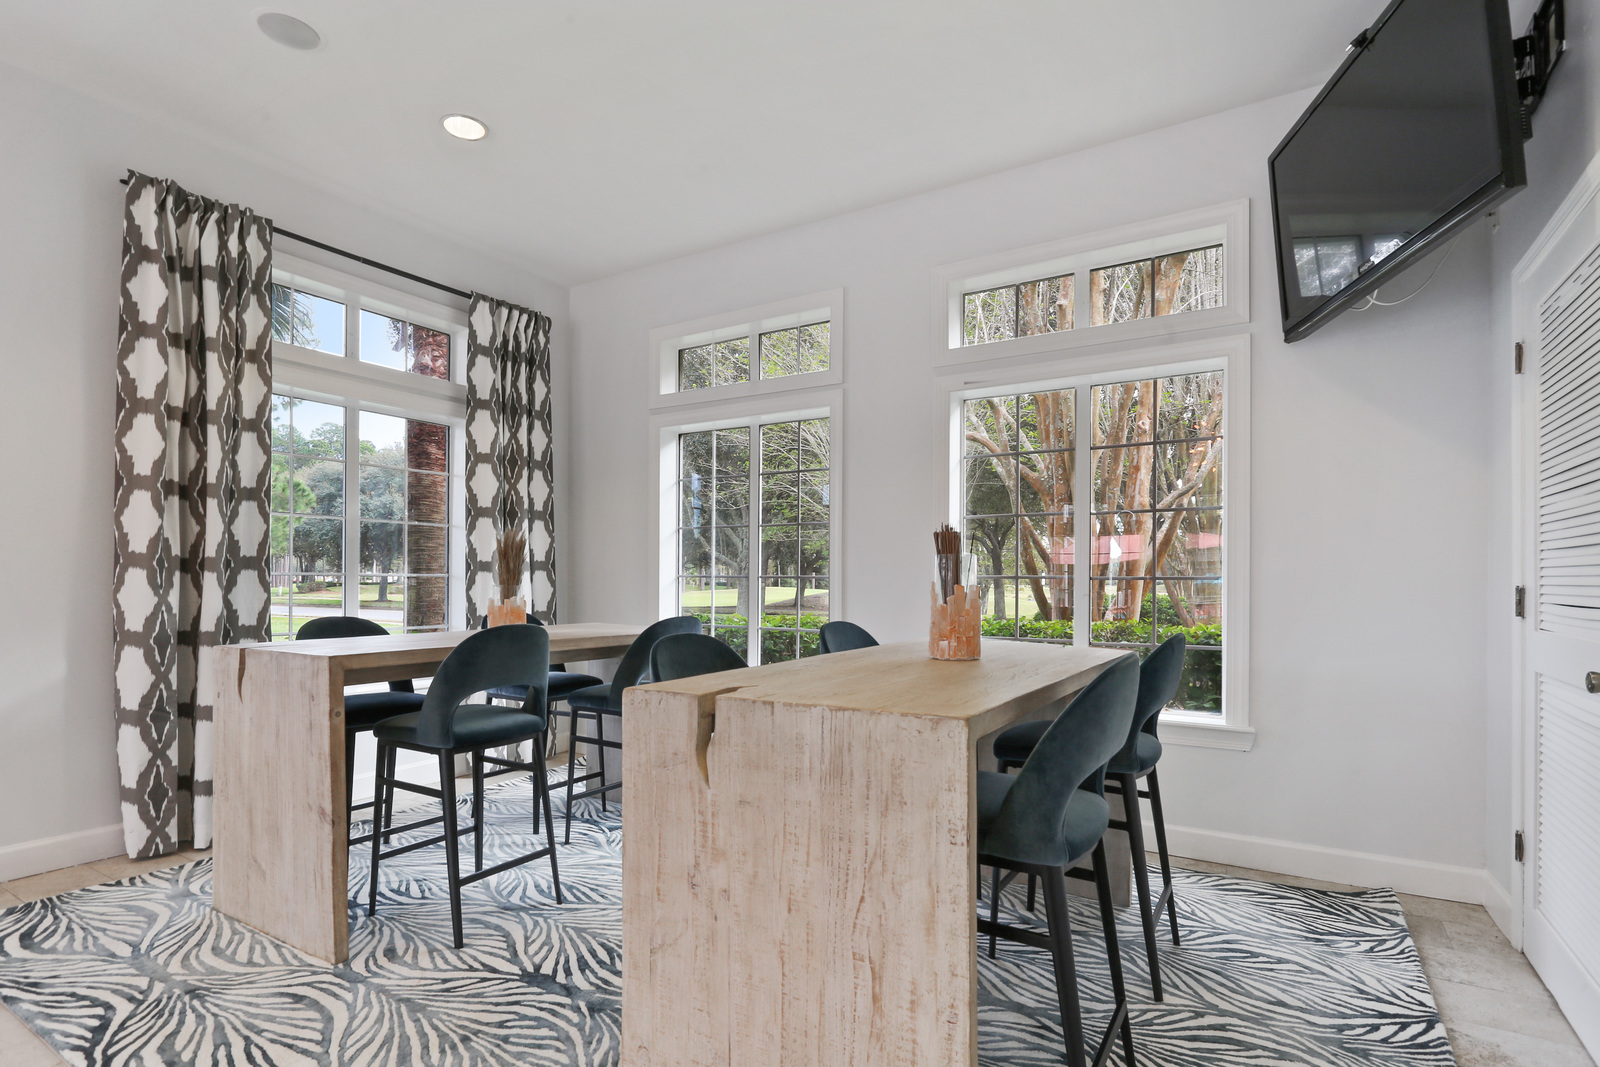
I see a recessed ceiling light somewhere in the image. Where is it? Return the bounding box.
[257,12,321,50]
[442,114,488,141]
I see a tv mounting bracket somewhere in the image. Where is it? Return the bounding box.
[1513,0,1565,136]
[1347,0,1563,140]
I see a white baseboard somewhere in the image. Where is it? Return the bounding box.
[1481,872,1516,941]
[1155,820,1491,904]
[0,823,124,883]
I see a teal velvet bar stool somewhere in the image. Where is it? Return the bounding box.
[818,620,878,653]
[560,616,702,841]
[295,615,425,845]
[365,624,563,949]
[977,653,1140,1067]
[992,634,1187,1001]
[649,632,747,681]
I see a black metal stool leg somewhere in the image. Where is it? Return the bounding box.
[534,739,564,904]
[1147,767,1180,945]
[440,750,465,948]
[988,866,1001,958]
[381,745,398,844]
[367,741,388,917]
[1093,840,1137,1067]
[472,749,485,873]
[1039,863,1088,1067]
[565,712,581,844]
[595,711,608,812]
[344,727,358,826]
[1119,771,1164,1002]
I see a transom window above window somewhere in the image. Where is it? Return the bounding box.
[272,282,455,382]
[935,201,1248,366]
[654,290,843,407]
[679,337,750,390]
[963,275,1073,345]
[1090,245,1223,326]
[359,310,450,380]
[677,322,831,393]
[271,284,345,356]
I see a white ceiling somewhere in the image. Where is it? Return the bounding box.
[0,1,1379,285]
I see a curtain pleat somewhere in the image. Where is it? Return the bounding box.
[464,296,557,623]
[112,172,272,858]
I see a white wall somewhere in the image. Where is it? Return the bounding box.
[1482,0,1600,921]
[0,59,569,877]
[567,90,1498,894]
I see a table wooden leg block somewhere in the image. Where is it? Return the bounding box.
[210,646,348,964]
[623,688,978,1066]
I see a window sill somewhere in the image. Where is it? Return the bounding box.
[1158,711,1255,751]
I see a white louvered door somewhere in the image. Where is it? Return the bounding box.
[1519,213,1600,1059]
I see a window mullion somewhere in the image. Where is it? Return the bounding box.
[747,417,760,663]
[1073,381,1092,646]
[344,405,361,618]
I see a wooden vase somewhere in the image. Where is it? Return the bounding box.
[487,598,527,627]
[928,582,981,660]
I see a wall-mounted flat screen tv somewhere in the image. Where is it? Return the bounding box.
[1270,0,1526,342]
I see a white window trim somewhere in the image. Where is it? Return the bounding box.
[270,252,472,632]
[931,200,1250,369]
[649,289,844,410]
[942,333,1253,751]
[652,388,845,661]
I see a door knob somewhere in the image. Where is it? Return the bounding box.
[1588,672,1600,694]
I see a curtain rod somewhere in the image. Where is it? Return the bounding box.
[117,176,473,301]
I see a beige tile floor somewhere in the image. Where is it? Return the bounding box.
[0,847,1590,1066]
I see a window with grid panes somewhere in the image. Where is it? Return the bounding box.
[1089,245,1224,326]
[268,279,461,640]
[676,417,830,662]
[961,370,1223,712]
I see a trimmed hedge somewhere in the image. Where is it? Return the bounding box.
[689,612,827,661]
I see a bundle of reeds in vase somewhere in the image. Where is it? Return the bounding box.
[487,527,528,626]
[929,523,980,660]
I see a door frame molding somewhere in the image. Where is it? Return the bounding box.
[1508,147,1600,1061]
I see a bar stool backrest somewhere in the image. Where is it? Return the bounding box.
[1134,634,1186,742]
[297,615,415,693]
[649,632,748,682]
[818,620,878,653]
[985,654,1140,868]
[411,624,550,748]
[605,616,703,707]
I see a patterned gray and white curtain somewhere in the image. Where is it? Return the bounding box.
[464,295,557,624]
[113,172,273,858]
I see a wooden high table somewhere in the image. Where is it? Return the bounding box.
[623,639,1126,1067]
[205,622,642,965]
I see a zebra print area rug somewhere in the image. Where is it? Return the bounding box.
[0,782,1453,1066]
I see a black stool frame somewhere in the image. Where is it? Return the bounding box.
[978,841,1136,1067]
[367,732,563,948]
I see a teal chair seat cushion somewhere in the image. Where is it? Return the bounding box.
[1108,732,1162,776]
[565,682,616,712]
[976,769,1111,869]
[373,704,546,750]
[343,690,426,730]
[992,719,1049,765]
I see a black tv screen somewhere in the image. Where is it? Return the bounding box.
[1270,0,1526,342]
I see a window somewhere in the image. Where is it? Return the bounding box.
[271,284,345,356]
[1089,245,1223,326]
[653,290,843,407]
[358,310,450,380]
[934,201,1248,368]
[963,274,1073,345]
[954,339,1247,737]
[675,415,831,663]
[267,254,467,640]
